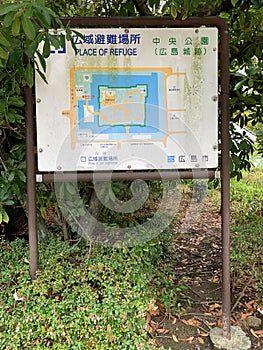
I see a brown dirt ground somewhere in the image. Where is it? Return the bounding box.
[148,188,263,350]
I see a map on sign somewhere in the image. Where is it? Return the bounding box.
[35,27,218,172]
[62,68,184,148]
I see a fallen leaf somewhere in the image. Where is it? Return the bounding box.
[106,324,115,342]
[240,312,253,321]
[179,336,195,343]
[245,300,257,311]
[2,245,12,250]
[230,317,236,325]
[197,329,209,337]
[156,301,166,314]
[148,300,160,316]
[209,303,221,311]
[106,324,111,334]
[147,324,154,334]
[149,339,158,346]
[198,336,205,344]
[156,328,169,335]
[149,320,157,328]
[109,334,115,342]
[146,313,151,322]
[171,316,177,325]
[250,328,259,339]
[254,330,263,338]
[182,318,201,327]
[211,275,219,283]
[172,334,179,342]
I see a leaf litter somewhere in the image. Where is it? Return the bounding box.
[146,187,262,349]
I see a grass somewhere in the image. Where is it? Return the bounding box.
[230,168,263,304]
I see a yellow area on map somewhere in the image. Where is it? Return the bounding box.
[62,67,187,149]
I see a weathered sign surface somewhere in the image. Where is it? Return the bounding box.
[35,28,218,171]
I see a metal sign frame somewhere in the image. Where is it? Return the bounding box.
[24,16,230,339]
[35,26,219,172]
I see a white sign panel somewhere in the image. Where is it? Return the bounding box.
[35,28,218,171]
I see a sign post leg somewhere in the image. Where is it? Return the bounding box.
[220,26,231,339]
[24,85,39,279]
[221,165,231,339]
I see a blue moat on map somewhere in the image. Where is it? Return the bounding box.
[72,69,166,142]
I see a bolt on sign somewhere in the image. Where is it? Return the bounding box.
[35,27,218,172]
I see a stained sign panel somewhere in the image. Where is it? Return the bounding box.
[35,28,218,171]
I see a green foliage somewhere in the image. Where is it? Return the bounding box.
[230,171,263,305]
[0,0,262,220]
[0,1,65,85]
[153,0,263,178]
[47,0,138,17]
[228,4,263,177]
[0,143,26,223]
[256,130,263,156]
[0,237,171,349]
[0,0,67,224]
[230,170,263,220]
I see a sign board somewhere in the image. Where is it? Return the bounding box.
[35,28,218,172]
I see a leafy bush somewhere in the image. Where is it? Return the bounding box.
[0,237,174,349]
[230,170,263,305]
[0,1,66,225]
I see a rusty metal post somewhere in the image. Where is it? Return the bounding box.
[41,170,217,183]
[219,23,231,339]
[24,85,39,279]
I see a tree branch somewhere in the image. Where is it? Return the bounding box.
[132,0,152,16]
